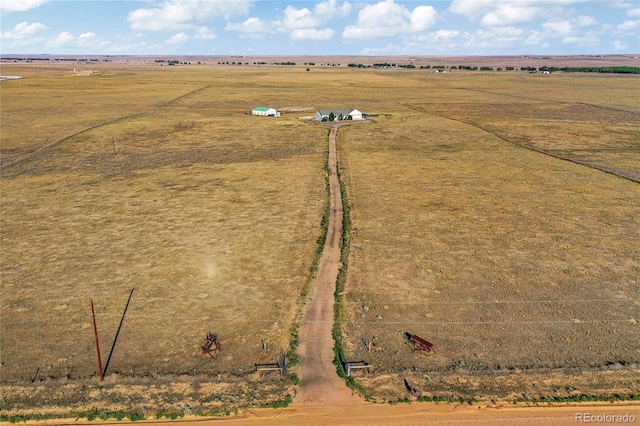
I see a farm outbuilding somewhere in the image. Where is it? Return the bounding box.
[316,108,365,121]
[252,106,279,117]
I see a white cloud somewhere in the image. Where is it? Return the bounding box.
[404,29,474,54]
[627,8,640,17]
[480,4,541,26]
[617,20,639,31]
[282,5,321,29]
[128,0,252,31]
[362,42,402,55]
[166,32,189,44]
[194,26,216,39]
[428,29,462,42]
[562,34,598,46]
[313,0,351,20]
[611,40,627,50]
[46,31,108,49]
[613,0,638,10]
[282,0,349,38]
[78,32,99,43]
[575,15,597,27]
[1,21,47,40]
[449,0,490,20]
[343,0,437,39]
[525,30,544,45]
[541,15,599,42]
[225,17,271,33]
[281,0,350,29]
[450,1,592,26]
[276,0,350,40]
[0,0,48,12]
[290,28,335,40]
[410,5,438,32]
[543,20,573,35]
[477,26,524,43]
[53,31,76,45]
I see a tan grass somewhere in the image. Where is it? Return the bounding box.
[337,80,639,399]
[1,67,328,387]
[1,64,638,412]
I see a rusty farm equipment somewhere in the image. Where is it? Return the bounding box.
[404,332,434,353]
[201,332,222,359]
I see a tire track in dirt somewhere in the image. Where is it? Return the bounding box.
[291,122,367,407]
[2,85,211,171]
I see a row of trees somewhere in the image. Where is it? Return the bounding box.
[321,113,353,122]
[216,61,318,66]
[156,59,202,65]
[539,66,640,74]
[347,62,640,74]
[2,57,105,62]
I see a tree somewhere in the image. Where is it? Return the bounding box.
[329,112,335,121]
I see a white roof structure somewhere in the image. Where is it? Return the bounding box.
[316,108,365,120]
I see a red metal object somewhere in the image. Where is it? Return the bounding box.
[405,332,434,353]
[90,299,104,381]
[201,332,221,359]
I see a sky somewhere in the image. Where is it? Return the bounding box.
[1,0,639,56]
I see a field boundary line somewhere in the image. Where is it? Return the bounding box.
[456,87,640,114]
[8,296,636,307]
[3,316,635,325]
[404,103,640,184]
[2,85,211,170]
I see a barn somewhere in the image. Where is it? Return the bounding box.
[252,106,278,116]
[315,108,365,121]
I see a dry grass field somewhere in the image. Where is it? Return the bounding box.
[336,73,640,402]
[1,62,639,416]
[1,64,332,416]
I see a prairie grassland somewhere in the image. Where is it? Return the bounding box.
[0,65,200,164]
[1,64,639,413]
[1,65,333,413]
[405,73,640,181]
[337,73,640,401]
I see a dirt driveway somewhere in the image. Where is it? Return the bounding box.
[291,122,365,407]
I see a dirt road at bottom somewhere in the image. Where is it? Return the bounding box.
[291,123,365,407]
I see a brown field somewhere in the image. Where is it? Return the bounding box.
[1,60,639,418]
[336,73,640,402]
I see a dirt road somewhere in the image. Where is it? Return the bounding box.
[65,403,639,425]
[291,123,365,407]
[216,403,639,425]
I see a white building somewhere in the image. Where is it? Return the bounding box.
[315,108,365,121]
[252,106,278,116]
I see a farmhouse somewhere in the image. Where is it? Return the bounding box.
[316,108,365,121]
[252,106,279,117]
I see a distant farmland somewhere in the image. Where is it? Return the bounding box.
[1,62,638,417]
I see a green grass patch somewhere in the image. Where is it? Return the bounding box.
[331,155,369,398]
[261,394,293,409]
